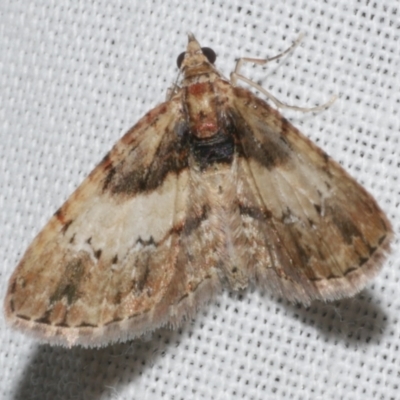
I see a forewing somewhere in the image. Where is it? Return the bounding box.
[231,86,392,304]
[4,97,218,347]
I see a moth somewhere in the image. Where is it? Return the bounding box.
[4,34,392,347]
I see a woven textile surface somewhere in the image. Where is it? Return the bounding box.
[0,1,399,399]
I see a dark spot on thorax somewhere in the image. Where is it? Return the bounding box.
[189,128,235,170]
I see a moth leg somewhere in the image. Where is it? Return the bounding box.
[166,84,181,100]
[166,70,183,100]
[230,34,336,113]
[232,32,304,79]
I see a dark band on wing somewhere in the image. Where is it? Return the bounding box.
[229,109,292,169]
[103,125,190,195]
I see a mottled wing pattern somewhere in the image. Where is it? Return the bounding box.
[4,97,220,347]
[230,86,393,305]
[5,34,393,347]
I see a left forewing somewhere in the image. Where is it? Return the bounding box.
[5,97,217,347]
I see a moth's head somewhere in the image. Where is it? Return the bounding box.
[176,33,217,76]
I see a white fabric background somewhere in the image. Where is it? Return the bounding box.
[0,1,399,399]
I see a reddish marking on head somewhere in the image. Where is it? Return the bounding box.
[188,82,208,96]
[195,121,218,134]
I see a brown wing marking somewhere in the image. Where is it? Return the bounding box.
[4,98,220,347]
[231,86,392,304]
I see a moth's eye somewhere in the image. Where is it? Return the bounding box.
[177,52,186,68]
[201,47,216,64]
[177,47,217,69]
